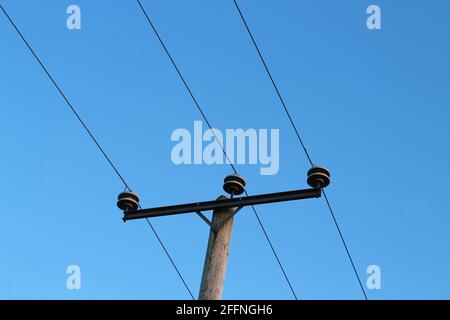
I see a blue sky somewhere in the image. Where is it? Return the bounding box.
[0,0,449,299]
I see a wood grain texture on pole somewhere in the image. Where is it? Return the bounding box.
[198,195,235,300]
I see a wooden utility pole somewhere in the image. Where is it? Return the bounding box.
[198,196,235,300]
[117,168,330,299]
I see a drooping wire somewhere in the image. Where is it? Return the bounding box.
[0,3,194,300]
[135,0,298,300]
[232,0,368,300]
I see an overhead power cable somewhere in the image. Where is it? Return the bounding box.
[0,2,194,300]
[232,0,368,300]
[135,0,298,299]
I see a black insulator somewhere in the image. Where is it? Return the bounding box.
[223,174,246,196]
[307,166,331,188]
[117,191,140,212]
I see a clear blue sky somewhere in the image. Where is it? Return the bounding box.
[1,0,449,299]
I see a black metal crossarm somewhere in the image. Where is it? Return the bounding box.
[122,187,321,221]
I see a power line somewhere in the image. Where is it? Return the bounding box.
[232,0,368,300]
[232,0,313,167]
[0,3,194,300]
[247,202,298,300]
[144,217,195,299]
[0,4,130,191]
[135,0,237,173]
[135,0,298,299]
[323,191,368,299]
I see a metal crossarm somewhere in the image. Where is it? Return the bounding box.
[123,187,321,221]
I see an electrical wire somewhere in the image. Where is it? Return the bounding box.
[144,217,195,299]
[323,191,368,299]
[0,4,130,191]
[136,0,237,174]
[232,0,313,167]
[0,2,194,300]
[246,200,298,300]
[232,0,368,300]
[135,0,298,299]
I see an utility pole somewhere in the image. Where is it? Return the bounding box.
[198,196,235,300]
[116,166,330,300]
